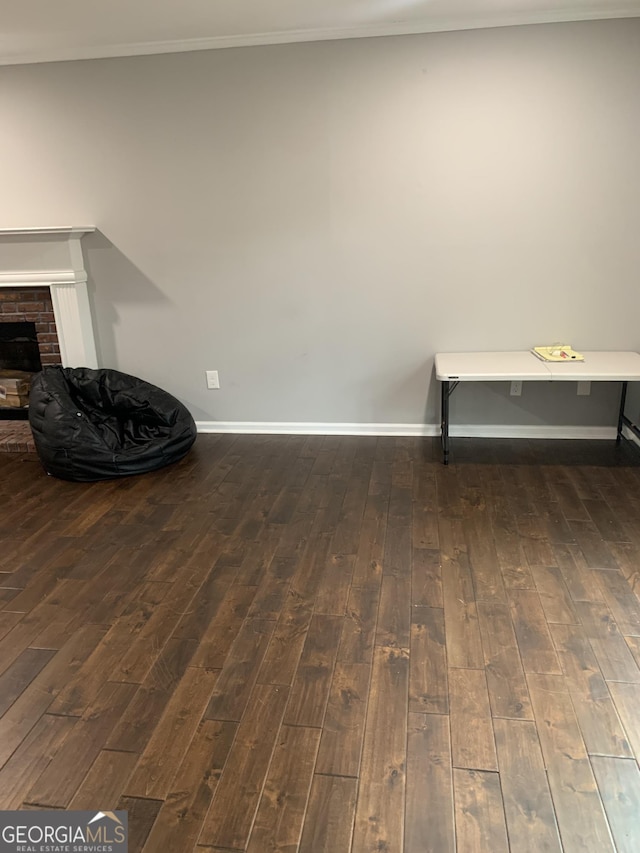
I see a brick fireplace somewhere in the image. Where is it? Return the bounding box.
[0,227,97,434]
[0,226,98,369]
[0,286,62,368]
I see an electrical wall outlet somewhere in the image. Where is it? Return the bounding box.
[577,381,591,396]
[510,381,522,397]
[206,370,220,389]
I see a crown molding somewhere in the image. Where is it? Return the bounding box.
[0,226,95,236]
[0,9,638,66]
[0,270,87,286]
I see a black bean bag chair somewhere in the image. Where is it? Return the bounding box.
[29,366,197,481]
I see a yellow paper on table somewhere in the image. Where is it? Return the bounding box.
[532,345,584,362]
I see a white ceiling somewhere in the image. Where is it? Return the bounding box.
[1,0,639,66]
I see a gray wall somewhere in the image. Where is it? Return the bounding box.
[1,19,639,428]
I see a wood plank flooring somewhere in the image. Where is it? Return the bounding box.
[2,434,640,851]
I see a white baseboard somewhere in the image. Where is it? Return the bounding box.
[195,421,434,436]
[451,425,617,440]
[195,421,618,440]
[623,424,640,448]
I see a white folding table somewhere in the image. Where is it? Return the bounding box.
[434,351,640,464]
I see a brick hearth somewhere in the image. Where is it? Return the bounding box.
[0,421,35,453]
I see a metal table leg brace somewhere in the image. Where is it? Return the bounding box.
[617,380,640,445]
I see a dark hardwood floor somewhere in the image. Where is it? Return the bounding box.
[2,433,640,851]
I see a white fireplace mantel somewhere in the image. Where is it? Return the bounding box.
[0,226,98,369]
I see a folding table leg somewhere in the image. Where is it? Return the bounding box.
[441,380,450,465]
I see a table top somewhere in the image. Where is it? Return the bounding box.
[435,351,640,382]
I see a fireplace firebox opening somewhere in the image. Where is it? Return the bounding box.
[0,321,43,373]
